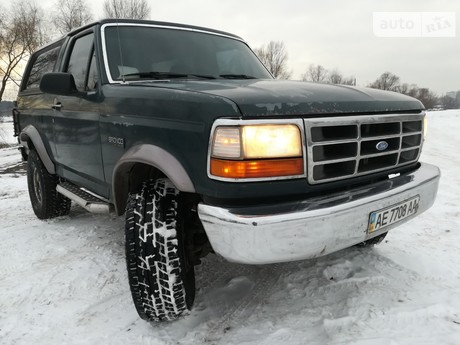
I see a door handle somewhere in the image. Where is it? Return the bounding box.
[52,102,62,110]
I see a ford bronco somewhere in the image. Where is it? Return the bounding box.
[13,19,440,322]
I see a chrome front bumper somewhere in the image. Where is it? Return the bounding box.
[198,163,440,264]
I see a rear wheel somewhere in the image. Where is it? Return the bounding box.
[125,178,195,322]
[27,150,71,219]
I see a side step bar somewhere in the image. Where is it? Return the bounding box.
[56,182,113,214]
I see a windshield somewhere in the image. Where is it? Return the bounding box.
[103,25,273,82]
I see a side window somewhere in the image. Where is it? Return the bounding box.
[66,33,97,91]
[24,46,60,90]
[87,50,98,90]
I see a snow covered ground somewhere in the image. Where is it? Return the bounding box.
[0,111,459,345]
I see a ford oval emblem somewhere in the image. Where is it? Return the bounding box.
[376,141,389,151]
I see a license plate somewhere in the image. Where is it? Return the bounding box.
[368,196,420,233]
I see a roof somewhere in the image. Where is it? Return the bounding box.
[69,18,242,40]
[32,18,244,57]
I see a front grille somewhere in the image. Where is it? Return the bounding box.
[304,113,425,184]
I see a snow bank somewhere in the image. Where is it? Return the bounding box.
[0,121,17,146]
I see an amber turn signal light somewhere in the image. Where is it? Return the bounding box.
[210,157,304,179]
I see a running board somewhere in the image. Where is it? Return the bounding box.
[56,182,113,214]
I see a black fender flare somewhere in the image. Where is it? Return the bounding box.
[112,144,195,215]
[19,125,55,174]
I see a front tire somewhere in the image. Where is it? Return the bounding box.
[27,150,71,219]
[125,178,195,322]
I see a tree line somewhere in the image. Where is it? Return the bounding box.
[0,0,150,101]
[254,40,457,110]
[0,1,456,109]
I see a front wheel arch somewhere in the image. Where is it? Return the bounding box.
[112,145,195,215]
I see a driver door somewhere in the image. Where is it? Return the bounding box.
[52,30,107,197]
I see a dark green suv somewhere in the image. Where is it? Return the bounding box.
[14,19,440,322]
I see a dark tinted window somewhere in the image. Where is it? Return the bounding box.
[67,33,94,91]
[87,51,98,90]
[25,46,60,90]
[104,26,272,81]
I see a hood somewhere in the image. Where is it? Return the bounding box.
[128,79,424,117]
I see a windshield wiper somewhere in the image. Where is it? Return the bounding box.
[122,71,216,80]
[187,74,216,80]
[219,74,257,79]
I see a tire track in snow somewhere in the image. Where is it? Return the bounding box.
[202,263,282,344]
[154,257,257,344]
[194,255,255,293]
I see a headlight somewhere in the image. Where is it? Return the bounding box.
[210,124,304,179]
[242,125,302,159]
[212,127,241,158]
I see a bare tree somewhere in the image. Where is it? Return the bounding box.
[254,41,292,79]
[328,69,343,84]
[0,2,46,101]
[341,76,356,86]
[399,82,410,95]
[439,95,457,109]
[400,84,419,98]
[53,0,93,36]
[301,64,328,82]
[103,0,150,19]
[303,65,355,85]
[394,82,439,109]
[0,6,5,32]
[368,71,400,91]
[415,87,438,109]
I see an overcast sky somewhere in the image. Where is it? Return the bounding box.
[2,0,459,100]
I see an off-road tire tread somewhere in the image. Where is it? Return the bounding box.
[125,178,191,322]
[27,150,71,219]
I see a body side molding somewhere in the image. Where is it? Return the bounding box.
[112,144,195,215]
[19,125,55,174]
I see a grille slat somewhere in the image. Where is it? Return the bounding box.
[313,161,356,181]
[311,125,358,142]
[402,134,422,149]
[312,156,362,165]
[358,153,399,173]
[312,142,358,162]
[399,148,420,164]
[357,150,400,159]
[305,114,424,184]
[361,122,401,137]
[403,121,423,133]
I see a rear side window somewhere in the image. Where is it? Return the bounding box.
[24,46,60,90]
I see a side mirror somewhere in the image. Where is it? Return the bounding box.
[40,72,82,96]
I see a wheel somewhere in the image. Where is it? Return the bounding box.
[356,232,387,247]
[27,150,71,219]
[125,178,195,322]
